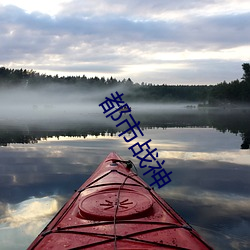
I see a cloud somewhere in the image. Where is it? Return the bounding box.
[0,196,59,229]
[0,1,250,84]
[58,0,244,19]
[0,196,61,249]
[158,186,250,216]
[3,4,248,48]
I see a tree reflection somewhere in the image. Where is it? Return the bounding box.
[241,133,250,149]
[0,109,250,149]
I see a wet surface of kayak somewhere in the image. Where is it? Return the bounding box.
[28,152,213,249]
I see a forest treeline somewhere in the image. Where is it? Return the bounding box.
[1,109,250,148]
[0,63,250,104]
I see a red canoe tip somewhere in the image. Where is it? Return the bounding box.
[27,152,213,250]
[105,152,122,161]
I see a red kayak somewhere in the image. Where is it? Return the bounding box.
[28,152,213,249]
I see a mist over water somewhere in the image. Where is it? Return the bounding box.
[0,84,198,125]
[0,85,99,122]
[0,84,250,249]
[1,84,250,149]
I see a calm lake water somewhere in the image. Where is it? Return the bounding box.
[0,104,250,249]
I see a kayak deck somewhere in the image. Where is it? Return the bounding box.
[28,152,213,249]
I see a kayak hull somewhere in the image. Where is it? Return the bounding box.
[28,152,213,249]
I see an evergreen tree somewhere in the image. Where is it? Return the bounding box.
[242,63,250,83]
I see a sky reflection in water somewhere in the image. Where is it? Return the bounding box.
[0,128,250,249]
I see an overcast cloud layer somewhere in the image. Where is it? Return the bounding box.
[0,0,250,84]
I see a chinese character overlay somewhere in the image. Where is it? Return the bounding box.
[99,91,172,188]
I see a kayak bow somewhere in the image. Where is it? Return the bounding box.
[28,152,213,249]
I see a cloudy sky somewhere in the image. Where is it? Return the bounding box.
[0,0,250,85]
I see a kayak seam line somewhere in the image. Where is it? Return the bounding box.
[111,170,149,188]
[54,225,190,236]
[82,169,151,191]
[56,220,181,230]
[79,182,142,190]
[83,170,113,188]
[27,153,213,250]
[39,191,82,239]
[149,189,186,225]
[56,225,191,250]
[147,190,213,249]
[113,171,137,249]
[37,169,149,244]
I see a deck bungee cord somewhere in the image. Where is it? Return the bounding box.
[112,159,138,249]
[28,152,213,250]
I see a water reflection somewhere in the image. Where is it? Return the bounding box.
[0,107,250,249]
[0,196,62,250]
[0,196,59,228]
[0,107,250,149]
